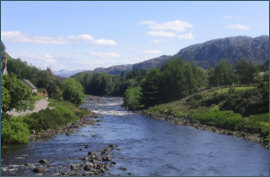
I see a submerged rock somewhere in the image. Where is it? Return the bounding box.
[119,167,127,171]
[110,161,116,166]
[102,156,111,161]
[39,159,50,164]
[33,167,48,173]
[92,134,98,138]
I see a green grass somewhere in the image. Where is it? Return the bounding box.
[1,99,89,144]
[147,85,269,140]
[214,86,255,94]
[33,94,46,102]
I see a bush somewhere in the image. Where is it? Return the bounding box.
[62,78,85,105]
[1,99,89,144]
[1,74,34,115]
[123,86,143,110]
[221,84,269,116]
[23,100,88,132]
[193,110,243,130]
[1,117,30,144]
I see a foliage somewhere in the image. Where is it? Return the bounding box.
[146,85,269,137]
[1,117,30,143]
[141,68,162,107]
[61,78,85,105]
[220,83,268,116]
[72,72,122,96]
[141,58,207,107]
[208,59,235,87]
[1,99,89,144]
[47,81,61,99]
[1,74,34,115]
[7,57,61,88]
[193,110,243,130]
[235,60,258,84]
[23,99,88,132]
[123,86,143,110]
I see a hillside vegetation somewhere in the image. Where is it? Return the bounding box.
[1,41,88,144]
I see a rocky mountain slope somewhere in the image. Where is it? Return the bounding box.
[71,35,268,77]
[174,35,269,68]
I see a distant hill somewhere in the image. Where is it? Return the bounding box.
[80,55,171,76]
[174,35,269,68]
[73,35,269,76]
[53,69,85,78]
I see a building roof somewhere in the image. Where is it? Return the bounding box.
[22,79,37,90]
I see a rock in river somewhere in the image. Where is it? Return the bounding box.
[33,167,48,173]
[39,159,50,164]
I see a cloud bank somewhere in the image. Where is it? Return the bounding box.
[1,31,118,46]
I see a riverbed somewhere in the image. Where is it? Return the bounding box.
[1,97,269,176]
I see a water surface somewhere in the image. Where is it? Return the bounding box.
[1,97,269,176]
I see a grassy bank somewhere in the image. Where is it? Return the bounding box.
[146,85,269,145]
[1,99,89,144]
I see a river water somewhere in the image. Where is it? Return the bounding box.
[1,97,269,176]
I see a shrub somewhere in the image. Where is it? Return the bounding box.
[123,86,143,110]
[1,74,34,115]
[1,117,30,144]
[62,78,85,105]
[193,110,243,130]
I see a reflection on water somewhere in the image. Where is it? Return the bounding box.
[1,97,269,176]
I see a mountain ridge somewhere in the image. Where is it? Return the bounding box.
[69,35,269,77]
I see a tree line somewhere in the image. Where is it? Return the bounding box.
[71,57,268,110]
[1,41,85,119]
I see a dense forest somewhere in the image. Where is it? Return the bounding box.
[72,57,268,111]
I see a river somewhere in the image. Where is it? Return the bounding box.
[1,97,269,176]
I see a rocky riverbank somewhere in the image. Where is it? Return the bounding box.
[16,110,132,176]
[136,110,269,149]
[26,143,128,176]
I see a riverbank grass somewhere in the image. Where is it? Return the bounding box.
[1,99,89,144]
[147,85,269,144]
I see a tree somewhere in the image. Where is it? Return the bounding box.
[235,59,258,84]
[1,40,8,75]
[123,86,142,110]
[208,59,235,87]
[141,68,161,107]
[47,81,60,99]
[1,74,34,117]
[61,78,84,105]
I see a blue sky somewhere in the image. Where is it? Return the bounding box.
[1,1,269,71]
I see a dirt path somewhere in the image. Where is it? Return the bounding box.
[7,97,54,116]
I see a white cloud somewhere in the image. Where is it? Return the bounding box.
[1,31,68,44]
[144,50,162,55]
[93,39,118,46]
[16,52,56,63]
[140,20,193,32]
[224,16,233,19]
[177,32,194,40]
[147,31,176,37]
[227,24,249,30]
[9,52,58,70]
[90,52,120,58]
[1,31,118,46]
[68,34,94,42]
[224,16,241,19]
[134,49,163,63]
